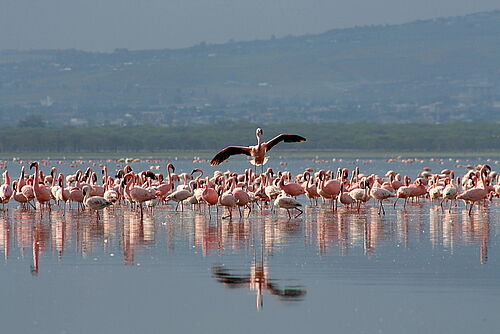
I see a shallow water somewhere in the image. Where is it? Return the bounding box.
[0,154,499,334]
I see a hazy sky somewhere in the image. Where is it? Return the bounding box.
[1,0,499,52]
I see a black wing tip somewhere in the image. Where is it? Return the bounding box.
[284,134,307,142]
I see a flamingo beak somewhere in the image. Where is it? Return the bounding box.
[29,162,36,170]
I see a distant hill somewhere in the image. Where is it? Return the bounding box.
[1,11,499,125]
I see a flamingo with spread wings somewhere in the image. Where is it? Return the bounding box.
[210,128,306,166]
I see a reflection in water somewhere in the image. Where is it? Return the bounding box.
[212,217,306,310]
[0,201,495,279]
[212,264,306,310]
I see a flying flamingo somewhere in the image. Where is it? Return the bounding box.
[210,128,306,167]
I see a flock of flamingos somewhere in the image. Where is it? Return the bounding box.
[0,128,498,219]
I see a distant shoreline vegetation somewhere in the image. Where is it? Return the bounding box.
[2,122,499,153]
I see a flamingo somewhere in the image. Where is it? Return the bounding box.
[302,171,319,206]
[349,179,370,213]
[440,174,459,212]
[69,171,84,210]
[233,181,252,218]
[166,180,194,211]
[394,176,412,209]
[0,171,13,208]
[29,162,52,210]
[317,170,341,210]
[54,173,71,208]
[274,192,303,219]
[82,185,113,220]
[339,183,355,208]
[457,166,490,215]
[103,178,119,204]
[218,178,237,219]
[210,128,306,166]
[201,177,219,218]
[278,175,305,197]
[370,181,395,215]
[123,173,157,216]
[154,163,175,199]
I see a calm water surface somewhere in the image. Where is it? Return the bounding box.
[0,154,499,334]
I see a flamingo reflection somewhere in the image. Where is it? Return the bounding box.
[211,218,306,310]
[212,263,306,310]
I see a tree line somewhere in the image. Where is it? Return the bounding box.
[0,122,498,153]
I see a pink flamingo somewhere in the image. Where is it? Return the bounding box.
[278,175,305,197]
[12,181,30,207]
[302,171,319,206]
[123,173,157,216]
[69,171,84,210]
[317,170,341,210]
[0,171,13,208]
[370,180,395,215]
[29,162,52,210]
[457,166,490,215]
[233,181,252,218]
[210,128,306,167]
[394,176,412,209]
[154,163,175,199]
[55,173,71,208]
[201,177,219,218]
[218,178,237,219]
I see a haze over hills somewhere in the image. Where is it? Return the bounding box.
[1,10,499,126]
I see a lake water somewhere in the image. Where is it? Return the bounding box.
[0,153,499,334]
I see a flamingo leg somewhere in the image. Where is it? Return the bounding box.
[468,202,474,216]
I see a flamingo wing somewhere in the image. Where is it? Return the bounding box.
[210,146,252,166]
[264,134,306,151]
